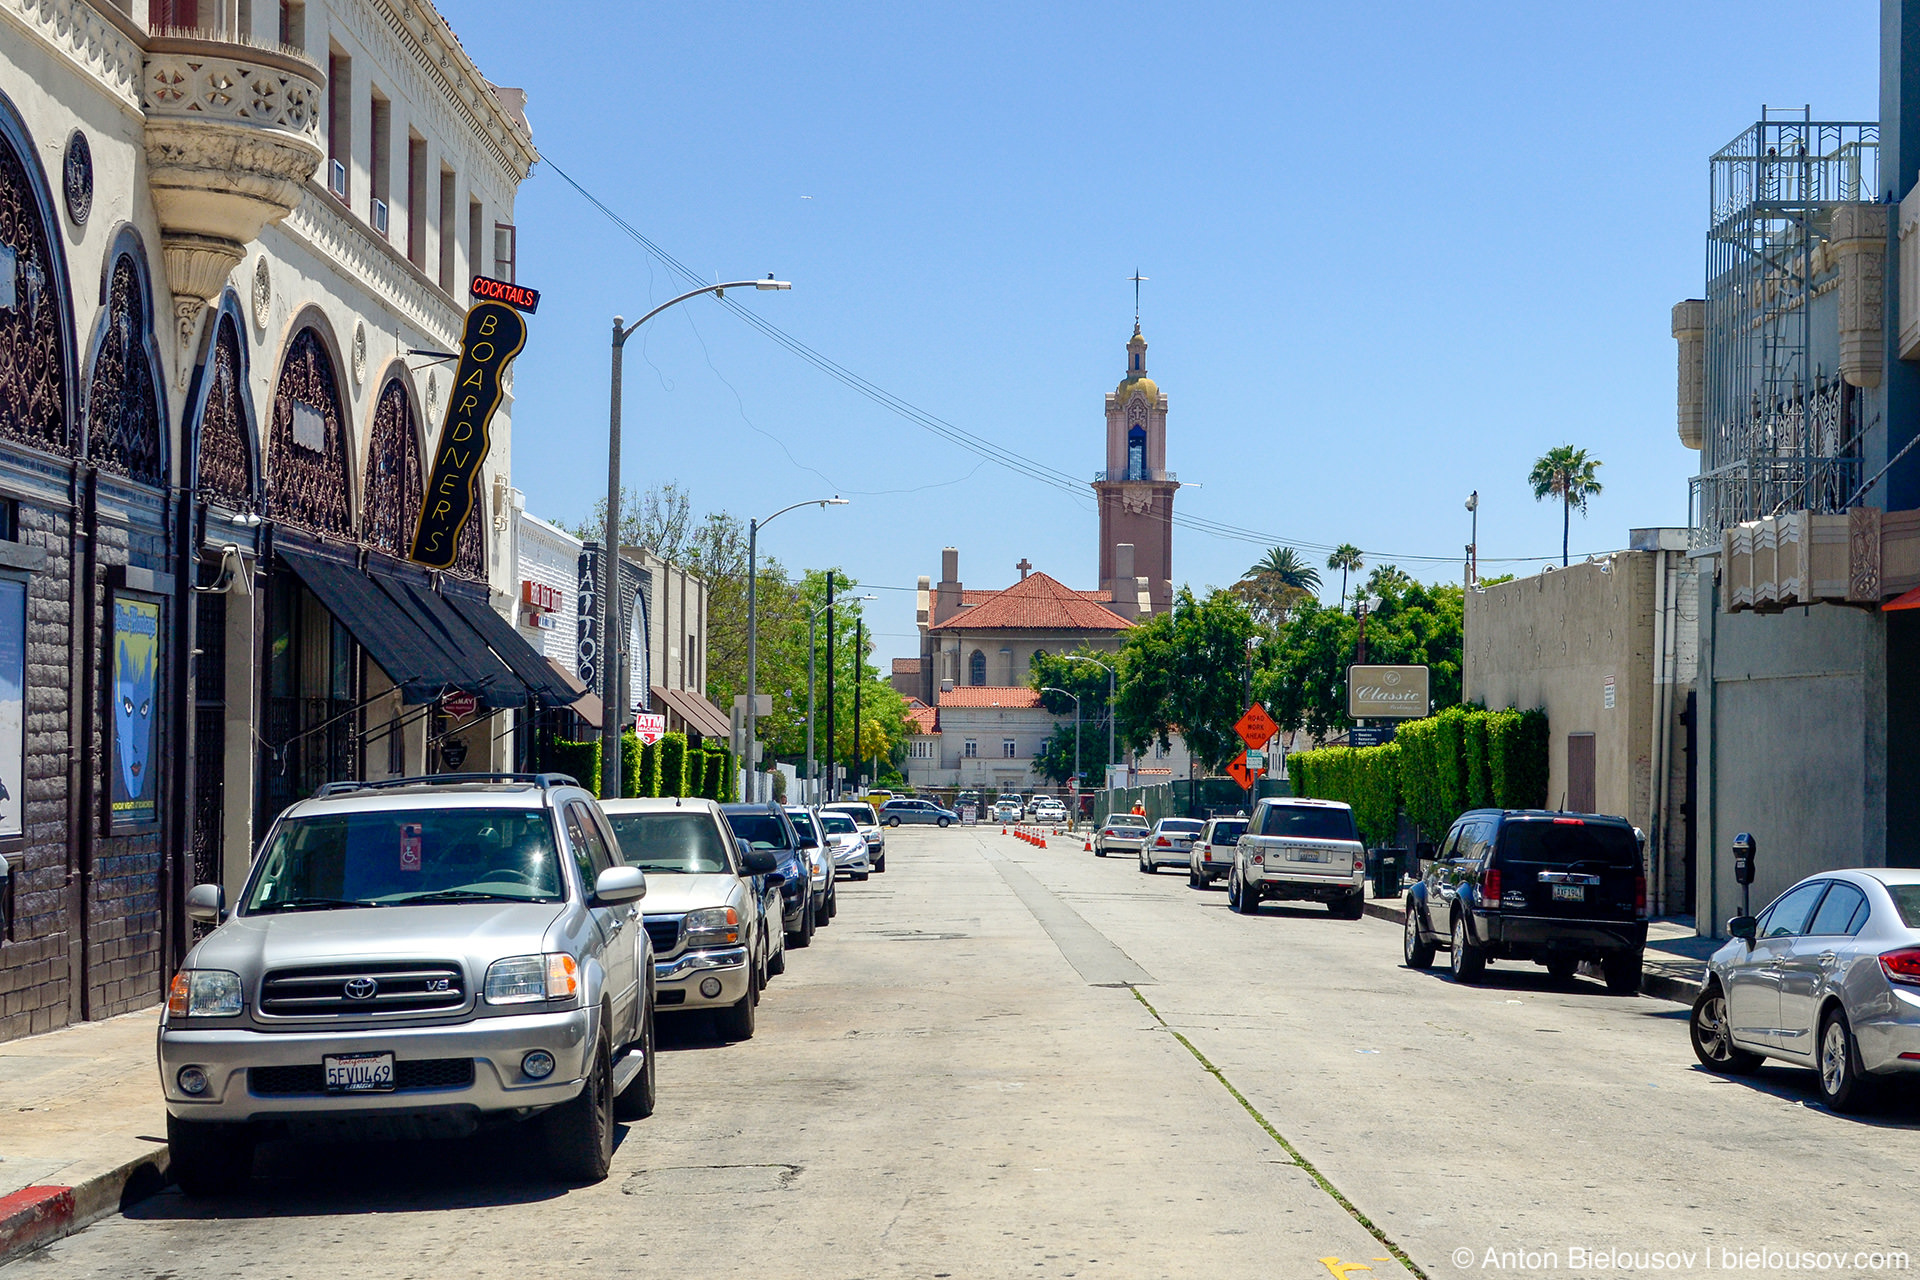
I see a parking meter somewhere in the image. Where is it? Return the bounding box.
[1732,832,1756,916]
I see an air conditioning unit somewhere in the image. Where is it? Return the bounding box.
[371,198,389,235]
[329,159,346,197]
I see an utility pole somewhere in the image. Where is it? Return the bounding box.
[852,615,863,793]
[824,571,835,800]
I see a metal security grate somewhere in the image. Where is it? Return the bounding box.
[259,962,465,1017]
[250,1057,475,1096]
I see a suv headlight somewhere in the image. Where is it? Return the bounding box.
[684,906,740,949]
[166,970,243,1018]
[485,954,580,1005]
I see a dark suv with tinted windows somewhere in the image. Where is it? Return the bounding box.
[1403,809,1647,992]
[721,803,815,950]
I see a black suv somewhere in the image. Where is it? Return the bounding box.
[721,803,815,950]
[1403,809,1647,992]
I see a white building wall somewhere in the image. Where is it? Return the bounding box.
[514,507,581,668]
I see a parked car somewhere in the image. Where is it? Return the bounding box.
[992,799,1024,824]
[158,773,655,1194]
[602,797,777,1040]
[1093,816,1150,857]
[880,797,958,827]
[722,803,816,950]
[1031,797,1068,824]
[1190,817,1247,888]
[786,807,839,927]
[822,800,886,873]
[862,790,896,808]
[1402,808,1647,988]
[956,790,983,815]
[1140,818,1205,873]
[1231,798,1365,918]
[817,809,872,880]
[1689,868,1920,1111]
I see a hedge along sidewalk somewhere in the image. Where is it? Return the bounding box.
[0,1007,169,1263]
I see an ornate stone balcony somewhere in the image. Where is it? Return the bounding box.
[141,33,324,342]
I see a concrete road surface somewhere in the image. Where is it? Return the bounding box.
[13,826,1918,1279]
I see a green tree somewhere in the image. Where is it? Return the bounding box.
[1031,723,1083,786]
[1114,588,1257,772]
[1528,445,1604,567]
[1029,646,1122,775]
[1236,545,1323,628]
[1326,544,1364,611]
[1364,564,1413,596]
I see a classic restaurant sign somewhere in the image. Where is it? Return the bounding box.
[1346,664,1429,720]
[409,299,528,568]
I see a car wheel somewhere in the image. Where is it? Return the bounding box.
[768,927,787,976]
[544,1029,614,1183]
[853,870,870,881]
[1094,842,1106,857]
[716,964,757,1042]
[1188,862,1203,889]
[614,1000,657,1120]
[875,854,886,872]
[1546,957,1579,984]
[886,816,901,828]
[1449,914,1485,983]
[1689,984,1763,1075]
[1403,905,1436,968]
[827,887,838,920]
[789,903,815,949]
[937,817,950,828]
[166,1113,254,1198]
[1818,1007,1877,1112]
[813,892,829,928]
[1602,951,1642,995]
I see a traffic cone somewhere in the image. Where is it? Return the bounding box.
[1001,825,1008,835]
[1084,836,1093,851]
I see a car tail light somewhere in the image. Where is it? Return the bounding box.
[1553,817,1584,825]
[1156,836,1170,847]
[1251,853,1263,864]
[1481,867,1501,907]
[1635,873,1648,918]
[1353,854,1365,873]
[1879,948,1920,987]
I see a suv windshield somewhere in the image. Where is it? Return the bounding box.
[1497,820,1638,867]
[246,807,563,911]
[1261,806,1359,842]
[726,812,792,850]
[606,811,731,874]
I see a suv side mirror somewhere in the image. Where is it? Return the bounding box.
[594,866,647,904]
[1728,915,1758,944]
[186,883,226,923]
[742,849,778,875]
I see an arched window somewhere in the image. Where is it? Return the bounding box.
[1127,425,1146,480]
[86,252,164,485]
[451,479,487,581]
[194,310,256,508]
[968,649,986,686]
[362,378,421,558]
[267,327,352,536]
[0,106,73,456]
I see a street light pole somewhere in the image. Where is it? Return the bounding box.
[602,277,789,797]
[1041,686,1080,792]
[1465,490,1479,589]
[746,496,848,802]
[807,591,873,803]
[852,615,863,793]
[1064,654,1116,789]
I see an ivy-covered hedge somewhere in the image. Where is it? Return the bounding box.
[638,739,662,798]
[620,732,643,798]
[1290,705,1548,843]
[659,732,689,798]
[548,738,602,797]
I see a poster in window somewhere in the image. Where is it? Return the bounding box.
[110,592,162,829]
[0,578,24,838]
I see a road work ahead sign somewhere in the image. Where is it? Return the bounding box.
[1346,664,1429,721]
[410,301,527,569]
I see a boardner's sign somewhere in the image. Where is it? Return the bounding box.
[409,300,527,569]
[1347,664,1429,721]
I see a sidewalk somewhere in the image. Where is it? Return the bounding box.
[0,1007,168,1265]
[1360,898,1716,1003]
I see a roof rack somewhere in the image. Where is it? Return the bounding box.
[312,773,581,798]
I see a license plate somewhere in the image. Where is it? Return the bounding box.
[323,1052,395,1092]
[1552,884,1586,902]
[1291,850,1328,863]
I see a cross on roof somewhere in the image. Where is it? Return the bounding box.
[1016,558,1032,579]
[1129,270,1148,326]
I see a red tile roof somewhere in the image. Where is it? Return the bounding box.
[891,657,922,675]
[929,572,1132,632]
[906,704,939,734]
[937,685,1043,708]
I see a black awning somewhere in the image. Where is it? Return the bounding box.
[444,590,584,706]
[276,545,477,705]
[365,566,528,710]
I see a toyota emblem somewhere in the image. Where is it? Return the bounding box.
[343,977,378,1000]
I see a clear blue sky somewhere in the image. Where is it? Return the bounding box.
[441,1,1876,666]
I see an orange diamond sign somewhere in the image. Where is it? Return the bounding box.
[1235,703,1277,750]
[1226,750,1254,790]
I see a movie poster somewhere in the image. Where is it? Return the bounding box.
[110,593,161,829]
[0,578,24,838]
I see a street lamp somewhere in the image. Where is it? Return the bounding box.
[1040,686,1080,796]
[601,276,790,796]
[1062,654,1115,789]
[1465,490,1479,589]
[746,497,849,802]
[809,593,874,802]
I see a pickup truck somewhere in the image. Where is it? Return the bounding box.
[1229,797,1366,919]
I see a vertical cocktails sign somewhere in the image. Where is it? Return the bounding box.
[409,276,537,569]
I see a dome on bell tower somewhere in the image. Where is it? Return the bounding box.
[1114,324,1157,403]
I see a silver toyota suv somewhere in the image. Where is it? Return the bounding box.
[158,774,655,1194]
[1230,797,1367,919]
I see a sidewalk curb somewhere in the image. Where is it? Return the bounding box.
[0,1147,168,1266]
[1362,898,1704,1005]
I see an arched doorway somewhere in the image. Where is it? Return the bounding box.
[84,249,165,485]
[265,326,352,537]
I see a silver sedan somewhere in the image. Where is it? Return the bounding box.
[1690,867,1920,1111]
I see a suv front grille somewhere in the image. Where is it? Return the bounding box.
[259,962,466,1018]
[249,1057,475,1096]
[644,916,684,955]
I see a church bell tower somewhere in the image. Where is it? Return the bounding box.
[1094,323,1177,614]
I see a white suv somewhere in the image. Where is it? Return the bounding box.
[1230,798,1366,918]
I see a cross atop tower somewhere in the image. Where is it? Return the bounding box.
[1129,270,1148,329]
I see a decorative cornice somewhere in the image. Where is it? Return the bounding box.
[0,0,144,110]
[281,178,462,351]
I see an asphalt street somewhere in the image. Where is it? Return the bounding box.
[11,826,1918,1279]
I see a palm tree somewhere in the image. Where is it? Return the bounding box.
[1528,446,1604,567]
[1364,564,1413,596]
[1235,546,1322,626]
[1326,544,1364,611]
